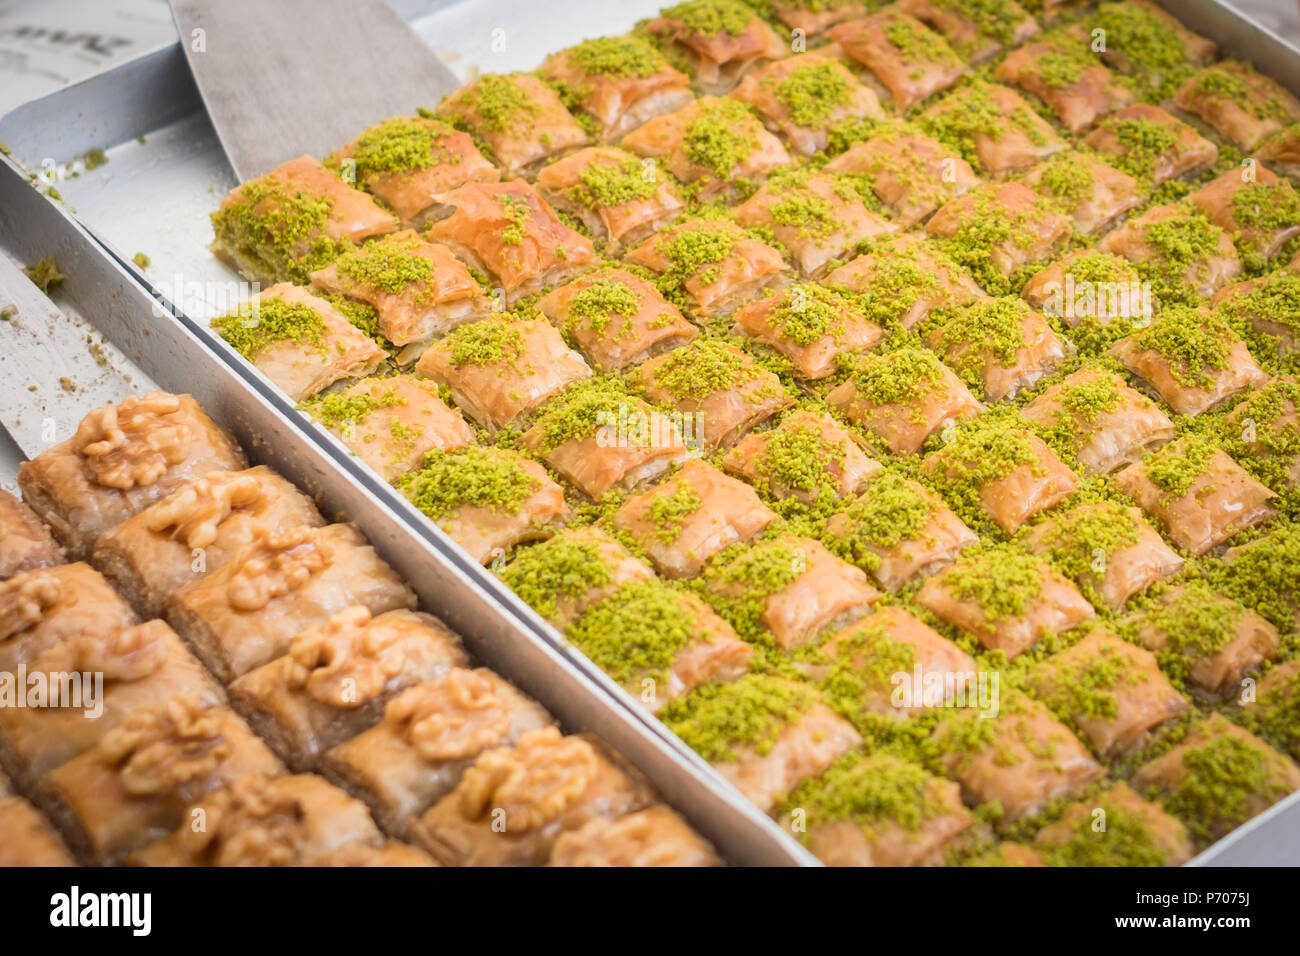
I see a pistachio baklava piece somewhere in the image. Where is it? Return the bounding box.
[18,391,246,559]
[437,72,588,176]
[414,314,593,430]
[1187,166,1300,263]
[732,284,885,378]
[396,446,567,565]
[549,805,719,866]
[926,296,1069,402]
[302,375,475,483]
[1082,104,1218,187]
[1259,121,1300,178]
[537,34,694,140]
[824,235,984,329]
[423,180,597,306]
[1113,435,1275,555]
[1174,61,1300,152]
[230,606,467,769]
[164,522,416,682]
[1090,0,1215,99]
[611,458,776,579]
[1216,525,1300,632]
[321,667,554,836]
[1020,250,1148,328]
[1102,204,1242,302]
[899,0,1038,63]
[830,11,966,110]
[1254,660,1300,762]
[770,0,868,36]
[994,27,1134,133]
[327,114,499,226]
[1219,377,1300,491]
[1020,151,1143,236]
[211,284,386,402]
[210,154,397,284]
[0,562,135,673]
[92,466,324,618]
[410,726,655,865]
[917,546,1094,658]
[1213,269,1300,356]
[919,81,1064,177]
[644,0,788,94]
[0,489,62,580]
[1034,783,1193,867]
[536,267,698,373]
[660,675,861,811]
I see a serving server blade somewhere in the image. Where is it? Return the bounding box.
[167,0,462,181]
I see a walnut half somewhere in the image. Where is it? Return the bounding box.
[387,669,513,761]
[99,694,232,797]
[177,775,307,867]
[456,727,598,832]
[145,472,269,549]
[30,620,167,682]
[284,606,407,708]
[226,527,332,612]
[0,572,61,641]
[75,392,192,491]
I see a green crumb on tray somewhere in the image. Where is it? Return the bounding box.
[0,307,14,321]
[132,252,151,269]
[0,141,10,156]
[23,257,64,294]
[136,134,147,145]
[44,187,63,202]
[83,148,108,170]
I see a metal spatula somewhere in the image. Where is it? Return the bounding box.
[169,0,462,181]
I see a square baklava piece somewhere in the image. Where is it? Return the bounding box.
[732,283,885,379]
[0,489,62,580]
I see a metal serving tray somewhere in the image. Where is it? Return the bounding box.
[1,0,1298,867]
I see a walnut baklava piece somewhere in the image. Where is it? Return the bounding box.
[926,297,1069,402]
[165,522,416,681]
[732,284,885,378]
[437,73,588,176]
[211,284,386,402]
[395,446,567,565]
[549,805,719,866]
[830,11,966,110]
[410,726,654,865]
[824,235,985,329]
[644,0,788,94]
[1020,152,1143,236]
[0,774,75,866]
[93,466,324,618]
[210,154,397,284]
[0,489,62,580]
[321,667,553,836]
[1034,784,1193,867]
[995,27,1134,133]
[0,562,135,673]
[229,606,467,769]
[1082,104,1218,186]
[18,392,246,559]
[723,410,882,507]
[1174,61,1300,152]
[919,82,1064,177]
[1101,204,1242,301]
[1187,166,1300,262]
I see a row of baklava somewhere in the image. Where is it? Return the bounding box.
[0,391,718,865]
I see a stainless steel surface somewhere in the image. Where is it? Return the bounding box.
[1,0,1298,867]
[168,0,461,181]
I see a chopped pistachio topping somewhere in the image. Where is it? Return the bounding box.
[346,117,454,181]
[1100,116,1179,181]
[566,579,706,683]
[336,233,434,295]
[1031,501,1140,591]
[661,0,754,37]
[305,387,404,429]
[646,477,703,543]
[572,157,658,209]
[772,60,853,129]
[827,472,938,571]
[567,277,641,334]
[659,674,814,762]
[850,347,948,406]
[684,98,760,179]
[942,546,1046,621]
[567,35,664,77]
[1040,795,1176,866]
[934,298,1031,391]
[781,753,946,838]
[211,176,346,283]
[397,445,539,519]
[1142,435,1218,499]
[1159,732,1293,843]
[212,295,327,359]
[652,339,758,400]
[532,377,646,452]
[1130,304,1233,388]
[499,534,611,619]
[452,74,539,133]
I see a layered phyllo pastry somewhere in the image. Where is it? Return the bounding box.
[1259,121,1300,178]
[537,268,698,373]
[620,96,790,200]
[899,0,1038,62]
[18,392,246,560]
[625,217,788,318]
[410,726,654,865]
[1214,269,1300,357]
[824,124,982,229]
[1130,583,1280,698]
[644,0,788,93]
[1109,305,1269,416]
[1091,0,1215,97]
[926,182,1072,293]
[39,694,283,864]
[1020,152,1143,236]
[0,789,75,866]
[919,82,1064,177]
[537,34,694,140]
[916,546,1094,658]
[732,52,885,157]
[164,522,417,682]
[1220,378,1300,491]
[564,579,752,711]
[304,842,438,867]
[1028,628,1188,758]
[660,675,861,810]
[771,0,868,36]
[92,466,324,618]
[796,605,977,719]
[0,489,62,580]
[1034,783,1193,867]
[229,607,467,769]
[1255,660,1300,762]
[321,667,553,836]
[1082,104,1218,186]
[781,753,975,866]
[211,283,385,401]
[210,154,397,284]
[423,180,596,305]
[1187,166,1300,263]
[0,620,222,787]
[731,171,895,278]
[830,11,966,110]
[1020,250,1147,329]
[1174,61,1300,152]
[302,375,476,483]
[1019,367,1176,476]
[414,314,592,430]
[0,562,135,673]
[823,235,984,329]
[994,27,1133,133]
[611,459,775,578]
[921,418,1077,533]
[520,379,692,497]
[1101,204,1242,302]
[534,146,685,250]
[327,114,499,226]
[437,73,588,176]
[635,339,793,449]
[732,284,885,378]
[501,527,655,631]
[925,297,1069,402]
[704,534,879,648]
[723,410,882,508]
[549,805,719,866]
[826,346,982,455]
[308,230,487,348]
[129,773,388,867]
[1113,435,1275,555]
[931,693,1102,822]
[824,471,978,591]
[1132,714,1300,845]
[395,446,567,564]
